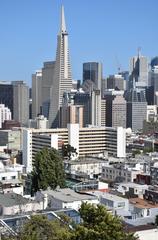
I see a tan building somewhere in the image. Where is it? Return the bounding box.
[112,95,126,128]
[60,105,84,128]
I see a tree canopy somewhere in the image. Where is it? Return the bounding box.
[19,215,71,240]
[31,147,65,193]
[9,203,138,240]
[72,203,138,240]
[62,144,78,160]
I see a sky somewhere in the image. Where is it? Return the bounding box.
[0,0,158,86]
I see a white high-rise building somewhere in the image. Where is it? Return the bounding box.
[91,90,101,126]
[32,70,42,119]
[0,104,11,128]
[22,125,126,173]
[49,6,72,128]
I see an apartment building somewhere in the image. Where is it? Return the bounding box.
[22,124,126,173]
[102,164,142,183]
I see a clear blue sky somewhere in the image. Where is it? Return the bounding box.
[0,0,158,86]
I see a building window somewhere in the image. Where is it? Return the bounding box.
[147,209,150,216]
[117,202,125,208]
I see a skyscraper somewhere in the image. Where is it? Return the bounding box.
[32,70,42,119]
[42,61,55,118]
[0,82,13,116]
[126,90,147,131]
[129,51,148,90]
[105,94,126,128]
[107,74,125,90]
[0,81,29,126]
[91,90,101,126]
[13,81,29,126]
[83,62,102,90]
[49,6,72,128]
[82,62,102,127]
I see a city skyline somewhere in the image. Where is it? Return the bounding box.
[0,0,158,85]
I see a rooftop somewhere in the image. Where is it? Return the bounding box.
[41,188,97,203]
[0,179,22,185]
[0,193,34,207]
[87,191,128,202]
[117,182,148,189]
[129,197,158,209]
[65,158,107,165]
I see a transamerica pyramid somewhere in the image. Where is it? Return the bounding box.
[49,5,72,128]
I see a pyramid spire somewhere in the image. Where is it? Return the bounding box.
[49,5,72,128]
[60,5,67,33]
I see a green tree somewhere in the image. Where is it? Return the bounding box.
[19,215,72,240]
[31,148,65,193]
[143,147,153,153]
[71,203,138,240]
[4,204,138,240]
[62,144,78,160]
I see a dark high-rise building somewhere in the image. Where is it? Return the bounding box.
[151,56,158,69]
[0,81,29,127]
[74,92,91,126]
[145,86,154,105]
[83,62,102,90]
[42,61,55,118]
[0,82,13,116]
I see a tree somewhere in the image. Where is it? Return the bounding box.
[71,203,138,240]
[143,147,153,153]
[31,148,65,193]
[5,204,138,240]
[62,144,78,160]
[19,215,72,240]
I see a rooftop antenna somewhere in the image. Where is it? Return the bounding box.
[138,47,141,58]
[115,55,122,74]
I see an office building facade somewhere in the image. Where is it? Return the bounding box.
[12,81,29,126]
[107,74,125,90]
[83,62,102,90]
[129,53,148,90]
[60,104,84,128]
[105,94,126,128]
[126,90,147,131]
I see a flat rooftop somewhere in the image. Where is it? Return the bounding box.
[129,198,158,209]
[87,191,128,202]
[65,158,108,164]
[41,188,97,203]
[117,182,148,189]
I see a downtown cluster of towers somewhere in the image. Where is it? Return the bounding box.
[0,6,158,131]
[32,6,158,132]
